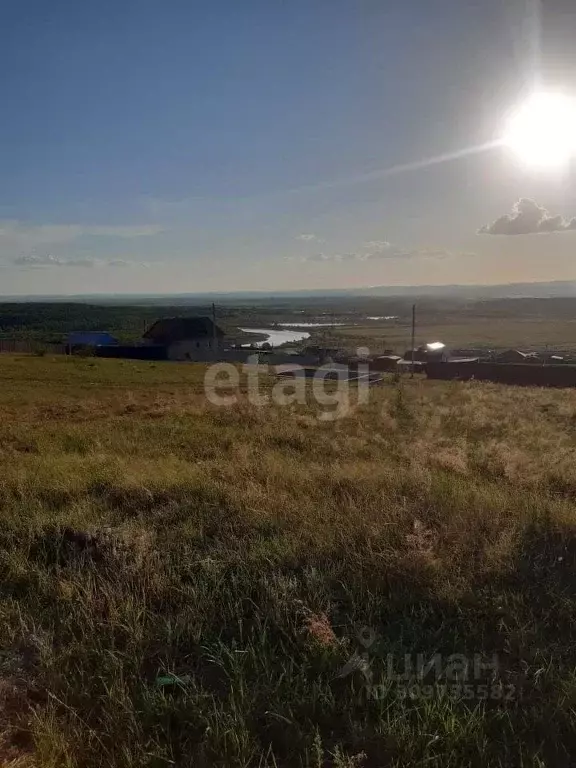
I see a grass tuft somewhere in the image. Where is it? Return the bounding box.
[0,356,575,765]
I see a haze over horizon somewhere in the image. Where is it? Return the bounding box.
[2,0,576,296]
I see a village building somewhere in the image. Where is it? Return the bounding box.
[66,331,119,351]
[495,349,540,364]
[64,331,118,355]
[371,355,402,372]
[403,342,450,363]
[142,317,225,361]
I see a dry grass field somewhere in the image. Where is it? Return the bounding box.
[324,318,576,354]
[1,355,576,766]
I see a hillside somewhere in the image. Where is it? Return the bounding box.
[1,356,576,766]
[5,297,576,355]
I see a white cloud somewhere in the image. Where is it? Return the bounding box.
[84,225,164,238]
[479,199,576,236]
[12,254,141,269]
[0,223,81,248]
[305,250,401,263]
[305,252,335,262]
[304,242,471,263]
[13,254,84,267]
[107,259,130,267]
[296,233,324,242]
[0,221,163,249]
[362,240,391,252]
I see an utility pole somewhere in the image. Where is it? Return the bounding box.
[410,303,416,378]
[212,302,217,357]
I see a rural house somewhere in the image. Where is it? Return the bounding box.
[371,355,402,371]
[403,342,450,363]
[66,331,119,352]
[142,316,225,361]
[495,349,539,364]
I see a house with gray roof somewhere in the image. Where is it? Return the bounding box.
[142,316,225,360]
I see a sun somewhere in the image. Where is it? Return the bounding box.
[504,92,576,168]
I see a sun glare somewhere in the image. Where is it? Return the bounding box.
[504,92,576,169]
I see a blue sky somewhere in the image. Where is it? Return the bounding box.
[1,0,576,294]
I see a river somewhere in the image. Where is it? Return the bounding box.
[239,327,312,348]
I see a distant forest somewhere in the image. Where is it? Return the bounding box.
[0,303,237,342]
[0,296,407,343]
[0,301,332,343]
[3,295,576,349]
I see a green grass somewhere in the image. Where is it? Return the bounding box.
[1,355,576,766]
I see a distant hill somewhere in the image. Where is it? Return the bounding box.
[3,280,576,303]
[351,281,576,299]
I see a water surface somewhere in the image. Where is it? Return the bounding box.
[239,327,311,347]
